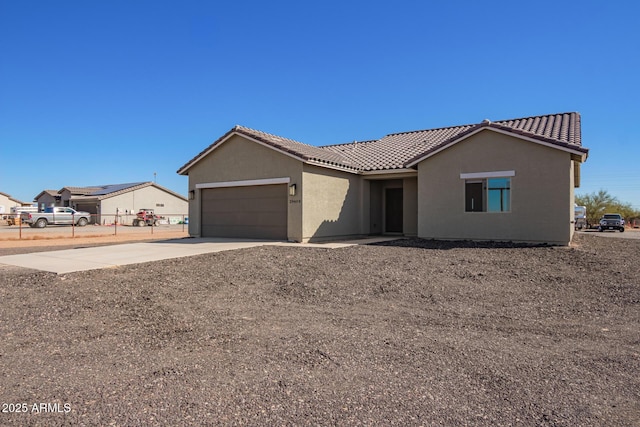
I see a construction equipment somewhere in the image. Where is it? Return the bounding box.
[132,209,163,226]
[7,216,21,226]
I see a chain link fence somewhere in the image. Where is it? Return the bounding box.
[1,213,189,240]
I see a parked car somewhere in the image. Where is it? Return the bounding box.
[598,213,625,232]
[21,207,91,228]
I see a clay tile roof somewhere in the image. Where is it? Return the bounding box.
[233,126,358,170]
[322,125,476,171]
[404,112,586,166]
[178,112,586,175]
[493,112,581,145]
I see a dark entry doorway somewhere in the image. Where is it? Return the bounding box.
[385,188,403,233]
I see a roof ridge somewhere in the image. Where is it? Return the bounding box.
[321,139,378,148]
[387,123,474,137]
[387,112,579,137]
[235,125,310,147]
[493,111,579,124]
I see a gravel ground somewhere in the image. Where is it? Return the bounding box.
[0,233,638,426]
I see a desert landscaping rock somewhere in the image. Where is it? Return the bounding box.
[0,234,638,426]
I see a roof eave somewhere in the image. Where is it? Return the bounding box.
[177,128,238,175]
[178,127,360,175]
[362,167,416,174]
[304,159,360,174]
[177,128,312,175]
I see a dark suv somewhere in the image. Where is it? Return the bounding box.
[599,213,625,232]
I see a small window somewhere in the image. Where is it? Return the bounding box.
[465,177,511,212]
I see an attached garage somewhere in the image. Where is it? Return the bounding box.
[75,203,98,215]
[199,180,288,240]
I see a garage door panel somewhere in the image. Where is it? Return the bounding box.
[201,184,287,239]
[202,225,286,240]
[204,211,284,225]
[203,197,284,213]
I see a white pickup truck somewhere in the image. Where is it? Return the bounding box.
[21,207,91,228]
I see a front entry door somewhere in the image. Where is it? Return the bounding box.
[385,188,403,233]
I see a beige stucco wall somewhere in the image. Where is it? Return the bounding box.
[417,130,576,245]
[184,134,304,241]
[0,195,12,215]
[301,164,362,241]
[0,194,28,215]
[569,159,576,242]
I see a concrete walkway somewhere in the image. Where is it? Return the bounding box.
[0,237,399,274]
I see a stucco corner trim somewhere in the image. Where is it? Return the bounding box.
[460,170,516,179]
[195,177,291,189]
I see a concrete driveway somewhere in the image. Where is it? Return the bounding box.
[0,237,394,274]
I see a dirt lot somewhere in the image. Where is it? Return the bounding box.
[0,233,638,426]
[0,224,189,255]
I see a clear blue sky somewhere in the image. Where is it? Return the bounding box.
[2,1,639,208]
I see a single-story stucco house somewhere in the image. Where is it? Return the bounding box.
[0,192,32,216]
[34,182,188,225]
[177,112,588,245]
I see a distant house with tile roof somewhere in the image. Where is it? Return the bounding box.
[178,112,588,245]
[34,182,188,225]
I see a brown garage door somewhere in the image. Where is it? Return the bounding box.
[201,184,287,239]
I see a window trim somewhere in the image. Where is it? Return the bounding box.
[460,170,515,179]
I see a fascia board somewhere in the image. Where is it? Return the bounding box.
[361,169,417,179]
[406,127,588,167]
[487,127,589,159]
[177,132,238,175]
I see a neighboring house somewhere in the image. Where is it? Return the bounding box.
[33,189,61,209]
[177,112,588,245]
[35,182,188,225]
[0,192,32,216]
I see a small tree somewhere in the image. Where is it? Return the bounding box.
[576,189,616,226]
[576,189,640,226]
